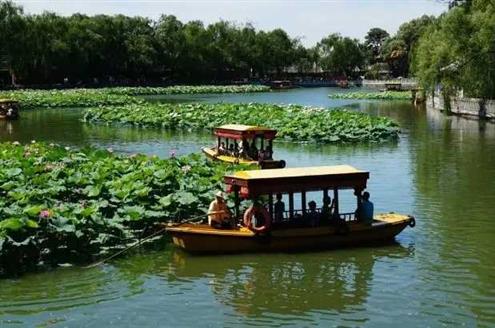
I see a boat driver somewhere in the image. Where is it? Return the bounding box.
[208,191,232,228]
[356,191,374,225]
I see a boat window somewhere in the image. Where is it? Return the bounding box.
[336,190,360,222]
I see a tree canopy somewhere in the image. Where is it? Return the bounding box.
[413,0,495,98]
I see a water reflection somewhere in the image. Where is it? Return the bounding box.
[408,106,495,326]
[165,245,412,321]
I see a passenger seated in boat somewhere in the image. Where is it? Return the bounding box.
[264,145,273,160]
[218,142,226,155]
[228,144,236,156]
[258,149,265,161]
[250,141,259,160]
[356,191,374,225]
[274,193,285,222]
[306,201,320,227]
[320,196,333,220]
[239,139,250,159]
[208,191,232,228]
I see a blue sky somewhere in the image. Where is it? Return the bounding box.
[14,0,447,46]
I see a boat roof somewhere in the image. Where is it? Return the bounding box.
[214,124,277,139]
[225,165,369,197]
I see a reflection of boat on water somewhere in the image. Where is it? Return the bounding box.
[202,124,286,169]
[167,166,415,253]
[167,245,412,316]
[0,99,20,120]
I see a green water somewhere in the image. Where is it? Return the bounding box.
[1,88,494,327]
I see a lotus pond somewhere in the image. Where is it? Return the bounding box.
[0,142,247,276]
[0,85,269,109]
[329,91,412,100]
[1,87,495,327]
[101,85,270,95]
[83,103,399,143]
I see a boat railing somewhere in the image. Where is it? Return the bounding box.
[276,209,357,222]
[339,212,357,222]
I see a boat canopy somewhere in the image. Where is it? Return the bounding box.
[214,124,277,140]
[225,165,369,198]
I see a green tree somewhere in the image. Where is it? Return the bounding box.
[0,1,26,84]
[364,27,389,64]
[382,15,436,77]
[414,0,494,98]
[317,33,365,78]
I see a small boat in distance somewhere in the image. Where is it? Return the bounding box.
[202,124,286,169]
[166,165,415,253]
[268,80,293,90]
[0,99,20,120]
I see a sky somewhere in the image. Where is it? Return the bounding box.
[13,0,448,46]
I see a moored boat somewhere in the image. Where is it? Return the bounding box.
[167,165,415,253]
[0,99,20,120]
[202,124,286,169]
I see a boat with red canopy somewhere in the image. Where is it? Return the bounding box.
[202,124,286,169]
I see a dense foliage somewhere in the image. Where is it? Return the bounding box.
[0,1,305,85]
[0,142,240,276]
[413,0,495,98]
[381,15,437,77]
[83,103,399,143]
[316,34,366,79]
[102,85,270,96]
[0,1,374,85]
[0,89,139,108]
[329,91,412,100]
[0,85,269,108]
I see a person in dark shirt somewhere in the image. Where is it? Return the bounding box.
[274,193,285,222]
[307,200,320,227]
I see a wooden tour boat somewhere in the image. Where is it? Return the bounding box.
[202,124,286,169]
[0,99,20,120]
[166,165,415,253]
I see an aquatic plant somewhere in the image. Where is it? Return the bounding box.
[0,89,140,109]
[0,85,269,109]
[0,142,243,276]
[103,85,270,96]
[328,91,412,100]
[83,103,400,143]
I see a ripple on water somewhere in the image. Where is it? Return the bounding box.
[0,265,144,316]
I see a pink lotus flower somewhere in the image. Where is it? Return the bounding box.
[39,210,52,219]
[169,149,176,158]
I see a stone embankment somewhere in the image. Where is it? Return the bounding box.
[427,93,495,120]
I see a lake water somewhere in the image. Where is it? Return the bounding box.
[1,88,494,327]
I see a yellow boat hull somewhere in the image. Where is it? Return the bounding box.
[166,213,414,253]
[202,147,285,169]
